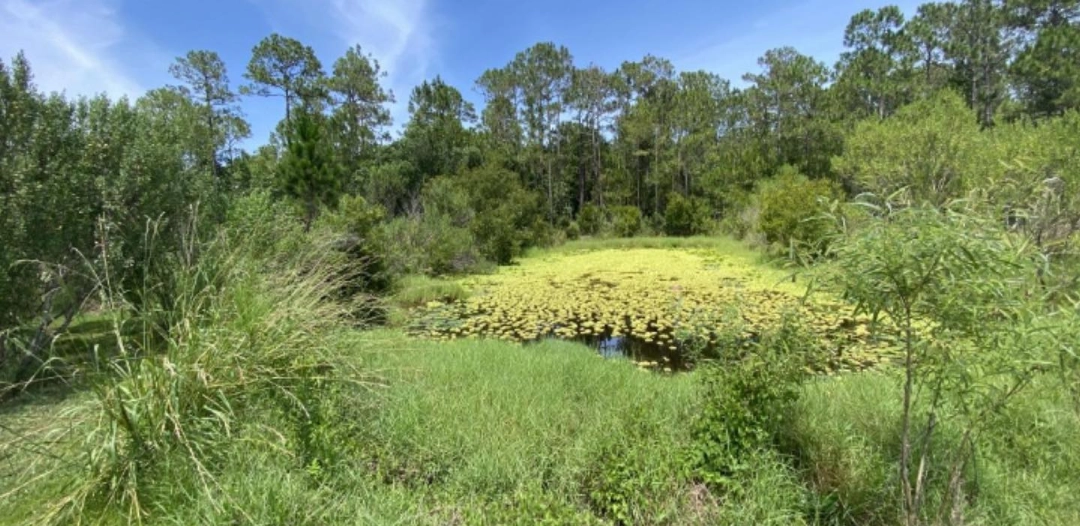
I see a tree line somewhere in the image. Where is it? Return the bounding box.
[3,0,1080,377]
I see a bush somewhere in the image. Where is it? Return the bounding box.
[379,215,482,276]
[834,90,983,206]
[610,206,643,238]
[686,318,811,491]
[664,193,711,236]
[460,165,544,265]
[578,204,607,236]
[318,194,394,295]
[756,166,840,257]
[565,221,581,240]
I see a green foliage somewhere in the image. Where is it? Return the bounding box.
[835,91,983,206]
[565,221,581,240]
[318,194,393,296]
[577,204,606,236]
[242,33,326,119]
[686,319,810,490]
[460,164,544,265]
[609,205,643,237]
[664,192,711,236]
[756,165,840,257]
[9,212,365,523]
[830,204,1056,524]
[278,109,343,230]
[379,215,482,276]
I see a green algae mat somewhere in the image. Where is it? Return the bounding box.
[408,243,895,372]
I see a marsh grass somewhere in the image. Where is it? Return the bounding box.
[528,235,760,258]
[355,334,713,523]
[0,214,379,524]
[786,372,1080,525]
[390,275,470,309]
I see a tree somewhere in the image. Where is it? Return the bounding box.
[169,50,249,178]
[743,47,838,177]
[672,71,729,196]
[243,34,326,123]
[328,45,394,171]
[613,55,678,214]
[567,64,617,208]
[278,109,342,230]
[476,66,523,162]
[947,0,1013,126]
[905,2,957,95]
[1007,0,1080,117]
[510,42,574,221]
[400,77,477,194]
[835,6,911,119]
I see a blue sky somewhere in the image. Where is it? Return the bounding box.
[1,0,922,150]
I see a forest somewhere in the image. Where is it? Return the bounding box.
[2,0,1080,524]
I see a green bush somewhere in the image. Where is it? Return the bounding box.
[664,193,711,236]
[460,165,544,265]
[565,221,581,240]
[379,215,482,276]
[610,206,643,238]
[318,194,394,295]
[686,318,811,491]
[834,90,983,206]
[577,204,607,236]
[756,165,839,257]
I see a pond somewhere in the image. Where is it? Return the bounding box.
[406,247,896,373]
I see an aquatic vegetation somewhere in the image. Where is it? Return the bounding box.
[408,247,896,372]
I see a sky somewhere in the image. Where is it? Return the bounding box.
[1,0,923,151]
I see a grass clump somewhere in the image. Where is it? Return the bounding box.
[0,213,375,524]
[390,275,470,309]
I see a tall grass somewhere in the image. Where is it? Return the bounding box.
[0,209,376,524]
[529,235,753,256]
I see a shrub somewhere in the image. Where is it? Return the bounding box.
[833,90,982,206]
[318,194,394,296]
[664,193,711,236]
[686,318,811,491]
[565,221,581,240]
[379,215,482,276]
[610,206,643,238]
[578,204,607,236]
[756,165,840,257]
[460,165,544,265]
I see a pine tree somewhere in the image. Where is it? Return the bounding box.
[278,110,342,230]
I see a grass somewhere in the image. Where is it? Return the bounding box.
[390,274,470,308]
[356,333,707,523]
[4,226,1079,524]
[785,372,1080,525]
[529,234,766,259]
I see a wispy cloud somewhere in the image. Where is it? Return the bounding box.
[0,0,147,98]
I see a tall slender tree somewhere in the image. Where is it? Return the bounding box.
[243,34,326,123]
[169,50,248,177]
[328,45,394,170]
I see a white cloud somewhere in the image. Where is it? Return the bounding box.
[0,0,146,98]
